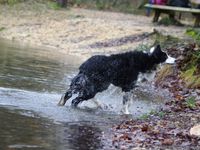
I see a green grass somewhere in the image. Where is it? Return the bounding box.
[179,38,200,88]
[186,28,200,42]
[139,110,166,120]
[185,97,196,109]
[0,27,6,31]
[7,0,18,5]
[47,1,62,10]
[181,65,200,88]
[150,110,166,118]
[0,0,22,5]
[139,113,149,120]
[158,17,183,26]
[136,43,151,52]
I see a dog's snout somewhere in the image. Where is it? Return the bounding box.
[165,55,176,64]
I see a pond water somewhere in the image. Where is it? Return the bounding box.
[0,38,169,149]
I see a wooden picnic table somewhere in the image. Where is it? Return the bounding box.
[144,3,200,27]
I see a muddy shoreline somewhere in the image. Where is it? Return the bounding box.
[0,2,188,57]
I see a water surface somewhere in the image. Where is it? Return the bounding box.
[0,38,168,149]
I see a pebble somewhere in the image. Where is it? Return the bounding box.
[190,124,200,136]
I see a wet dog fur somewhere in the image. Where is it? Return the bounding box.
[58,45,175,114]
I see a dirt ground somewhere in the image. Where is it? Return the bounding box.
[0,3,189,58]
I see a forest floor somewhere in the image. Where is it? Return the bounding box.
[0,2,199,149]
[103,43,200,149]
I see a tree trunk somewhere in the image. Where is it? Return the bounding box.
[57,0,68,7]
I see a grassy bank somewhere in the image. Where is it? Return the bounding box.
[141,30,200,89]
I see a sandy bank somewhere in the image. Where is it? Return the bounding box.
[0,3,187,57]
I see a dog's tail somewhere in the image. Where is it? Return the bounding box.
[57,73,88,106]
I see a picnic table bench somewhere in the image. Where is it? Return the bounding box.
[144,3,200,27]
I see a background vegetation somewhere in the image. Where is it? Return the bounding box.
[0,0,144,13]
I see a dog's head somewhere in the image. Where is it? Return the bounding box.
[150,45,175,64]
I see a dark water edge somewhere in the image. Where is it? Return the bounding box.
[0,107,112,150]
[0,38,81,93]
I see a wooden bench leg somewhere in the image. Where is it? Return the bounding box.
[153,10,161,22]
[169,12,175,20]
[178,13,182,20]
[194,16,200,27]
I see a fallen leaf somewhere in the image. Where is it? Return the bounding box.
[162,138,174,145]
[141,124,149,132]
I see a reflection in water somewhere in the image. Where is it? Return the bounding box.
[0,38,81,92]
[0,108,103,150]
[57,123,103,150]
[0,108,54,150]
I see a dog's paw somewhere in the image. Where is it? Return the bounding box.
[120,108,130,115]
[57,95,66,106]
[57,103,64,106]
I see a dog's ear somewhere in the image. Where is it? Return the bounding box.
[150,44,161,53]
[154,45,161,53]
[151,44,162,57]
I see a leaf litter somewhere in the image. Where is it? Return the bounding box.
[102,43,200,149]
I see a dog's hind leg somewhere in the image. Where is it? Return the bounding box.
[121,92,132,114]
[57,89,73,106]
[71,92,96,108]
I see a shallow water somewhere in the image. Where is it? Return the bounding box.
[0,38,169,149]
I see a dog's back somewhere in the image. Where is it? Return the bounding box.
[79,51,153,91]
[79,55,111,82]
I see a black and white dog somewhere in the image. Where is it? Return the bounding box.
[58,45,175,114]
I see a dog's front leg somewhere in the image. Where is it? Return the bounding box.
[121,92,132,114]
[57,89,72,106]
[71,97,84,107]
